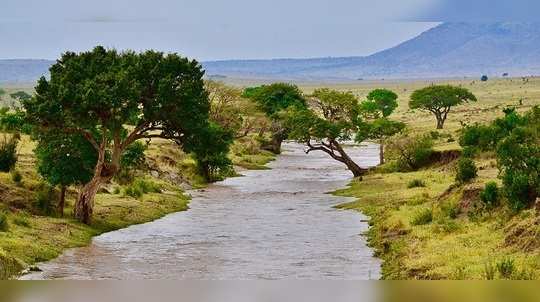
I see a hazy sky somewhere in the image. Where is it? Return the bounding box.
[2,0,534,61]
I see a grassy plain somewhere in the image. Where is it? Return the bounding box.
[313,77,540,279]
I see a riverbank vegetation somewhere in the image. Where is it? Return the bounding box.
[330,77,540,280]
[0,47,277,279]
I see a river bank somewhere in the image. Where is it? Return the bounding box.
[335,152,540,280]
[22,143,380,280]
[0,135,275,280]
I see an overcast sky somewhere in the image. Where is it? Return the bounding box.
[1,0,535,61]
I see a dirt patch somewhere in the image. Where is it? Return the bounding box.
[429,150,462,166]
[504,215,540,252]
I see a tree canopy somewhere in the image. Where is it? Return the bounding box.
[361,88,399,118]
[243,83,307,153]
[284,88,366,176]
[410,85,477,129]
[24,46,229,223]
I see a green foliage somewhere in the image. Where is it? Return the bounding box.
[33,184,57,216]
[9,91,31,103]
[388,134,434,171]
[497,123,539,211]
[0,135,18,172]
[191,122,234,182]
[455,157,478,183]
[10,169,22,184]
[407,179,426,188]
[12,215,30,228]
[362,89,399,118]
[123,178,161,198]
[24,46,227,221]
[483,262,496,280]
[0,109,31,134]
[0,212,9,232]
[459,107,539,211]
[496,258,515,279]
[480,181,499,207]
[243,83,306,118]
[441,200,461,219]
[121,141,147,170]
[410,85,477,129]
[411,208,433,226]
[481,75,489,82]
[35,132,96,188]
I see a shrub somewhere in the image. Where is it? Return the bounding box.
[124,185,143,199]
[496,258,515,279]
[484,262,496,280]
[503,172,533,211]
[124,178,161,198]
[0,212,9,232]
[455,158,477,183]
[480,181,499,207]
[10,169,22,184]
[407,179,426,188]
[461,146,477,158]
[497,125,539,211]
[411,208,433,226]
[13,215,30,228]
[388,134,434,171]
[433,217,460,234]
[0,135,18,172]
[441,201,461,219]
[33,184,57,216]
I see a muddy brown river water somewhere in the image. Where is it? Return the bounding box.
[22,143,381,280]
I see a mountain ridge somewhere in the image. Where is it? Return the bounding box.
[2,22,540,83]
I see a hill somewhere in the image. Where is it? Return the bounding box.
[2,23,540,82]
[203,22,540,80]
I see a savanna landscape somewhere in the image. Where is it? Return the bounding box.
[1,2,540,285]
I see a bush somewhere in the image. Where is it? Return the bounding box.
[0,135,18,172]
[411,208,433,226]
[480,181,499,207]
[0,212,9,232]
[496,258,515,279]
[388,134,434,171]
[124,178,161,198]
[33,184,57,216]
[13,215,30,228]
[124,185,143,199]
[503,172,533,212]
[10,169,22,184]
[407,179,426,188]
[455,158,477,183]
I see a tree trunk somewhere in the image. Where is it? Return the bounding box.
[379,141,384,165]
[436,115,445,129]
[58,186,66,217]
[74,176,103,224]
[342,157,366,178]
[332,140,367,178]
[262,132,284,154]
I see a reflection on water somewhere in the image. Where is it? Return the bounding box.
[23,143,381,280]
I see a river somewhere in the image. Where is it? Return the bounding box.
[22,143,381,280]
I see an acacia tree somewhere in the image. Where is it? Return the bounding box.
[24,46,225,224]
[243,83,306,154]
[360,89,399,118]
[409,85,477,129]
[357,89,405,164]
[283,89,367,177]
[206,80,267,139]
